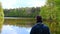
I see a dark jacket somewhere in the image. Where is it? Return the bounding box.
[30,22,50,34]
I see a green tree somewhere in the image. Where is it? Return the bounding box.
[40,0,60,34]
[0,2,4,32]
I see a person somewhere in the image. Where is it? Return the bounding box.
[30,16,50,34]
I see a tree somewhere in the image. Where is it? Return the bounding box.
[0,2,4,32]
[40,0,60,34]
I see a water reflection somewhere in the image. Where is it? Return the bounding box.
[1,25,31,34]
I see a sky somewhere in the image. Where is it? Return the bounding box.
[0,0,46,9]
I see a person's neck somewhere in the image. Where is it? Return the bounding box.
[37,21,42,23]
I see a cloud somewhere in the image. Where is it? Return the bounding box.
[0,0,17,9]
[0,0,46,9]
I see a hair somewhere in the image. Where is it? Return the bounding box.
[36,16,42,23]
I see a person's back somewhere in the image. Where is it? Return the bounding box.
[30,16,50,34]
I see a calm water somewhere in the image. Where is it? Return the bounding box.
[1,25,31,34]
[0,18,35,34]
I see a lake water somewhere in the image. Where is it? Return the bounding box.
[1,25,32,34]
[0,18,60,34]
[0,18,35,34]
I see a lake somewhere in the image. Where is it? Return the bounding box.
[0,17,60,34]
[0,17,35,34]
[1,25,31,34]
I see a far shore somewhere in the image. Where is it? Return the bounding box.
[4,17,36,19]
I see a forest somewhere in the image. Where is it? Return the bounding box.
[4,7,40,18]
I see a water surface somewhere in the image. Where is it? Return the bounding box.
[1,25,31,34]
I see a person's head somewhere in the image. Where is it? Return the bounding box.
[36,16,42,23]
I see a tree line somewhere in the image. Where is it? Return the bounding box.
[4,7,40,18]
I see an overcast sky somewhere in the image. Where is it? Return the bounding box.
[0,0,46,9]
